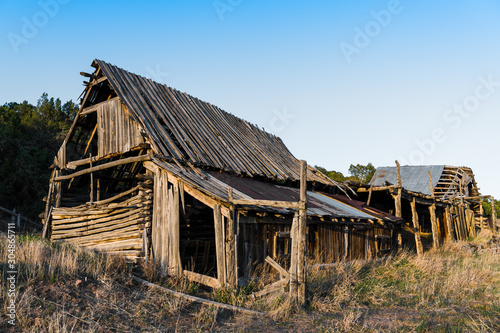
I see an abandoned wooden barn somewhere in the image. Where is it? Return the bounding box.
[42,59,402,291]
[352,164,495,255]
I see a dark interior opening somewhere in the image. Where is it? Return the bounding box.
[179,193,217,277]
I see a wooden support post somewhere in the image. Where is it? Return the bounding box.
[55,169,62,208]
[289,160,307,305]
[492,196,497,235]
[90,153,94,203]
[169,183,182,276]
[479,202,484,231]
[225,215,237,287]
[143,229,149,267]
[445,205,455,241]
[289,212,299,297]
[458,182,467,238]
[367,184,373,207]
[410,197,423,256]
[428,170,439,248]
[343,225,349,260]
[297,160,307,305]
[161,173,169,274]
[394,161,402,250]
[214,204,226,286]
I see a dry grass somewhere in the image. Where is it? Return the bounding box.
[1,232,499,332]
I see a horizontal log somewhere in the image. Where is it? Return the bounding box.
[231,199,304,210]
[357,185,398,192]
[103,250,143,256]
[53,207,146,226]
[55,154,151,182]
[183,270,220,289]
[52,215,147,235]
[80,237,143,251]
[53,228,142,243]
[52,223,144,241]
[132,276,263,316]
[90,186,142,205]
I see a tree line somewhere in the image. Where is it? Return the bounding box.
[0,93,78,219]
[315,163,376,184]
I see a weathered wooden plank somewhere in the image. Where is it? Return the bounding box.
[132,276,262,315]
[265,256,290,280]
[54,154,151,182]
[183,270,220,289]
[410,197,423,256]
[213,204,226,286]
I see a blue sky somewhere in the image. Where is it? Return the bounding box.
[1,0,499,198]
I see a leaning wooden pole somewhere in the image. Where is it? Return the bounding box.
[410,197,423,256]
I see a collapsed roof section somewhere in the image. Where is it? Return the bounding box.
[369,165,479,200]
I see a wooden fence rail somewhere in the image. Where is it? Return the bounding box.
[0,206,41,229]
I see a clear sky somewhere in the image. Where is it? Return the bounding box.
[1,0,499,198]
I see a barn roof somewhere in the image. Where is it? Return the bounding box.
[370,165,445,195]
[369,165,479,199]
[153,158,400,223]
[93,59,334,186]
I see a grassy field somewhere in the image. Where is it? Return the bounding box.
[1,232,499,332]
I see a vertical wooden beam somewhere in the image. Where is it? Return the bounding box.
[54,169,62,208]
[343,225,349,260]
[171,182,182,275]
[213,204,226,286]
[410,197,423,256]
[428,170,439,248]
[289,212,299,296]
[161,173,169,274]
[367,184,373,206]
[479,202,484,231]
[394,161,402,250]
[491,196,497,235]
[445,205,455,241]
[297,160,308,305]
[90,153,94,203]
[96,179,100,202]
[364,230,370,259]
[225,214,237,287]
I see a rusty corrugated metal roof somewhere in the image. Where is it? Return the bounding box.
[154,158,400,222]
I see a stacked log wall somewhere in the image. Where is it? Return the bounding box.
[50,184,152,263]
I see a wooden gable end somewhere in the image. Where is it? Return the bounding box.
[96,97,145,158]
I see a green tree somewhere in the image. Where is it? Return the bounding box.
[482,198,500,218]
[0,94,78,219]
[315,166,347,182]
[348,163,376,184]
